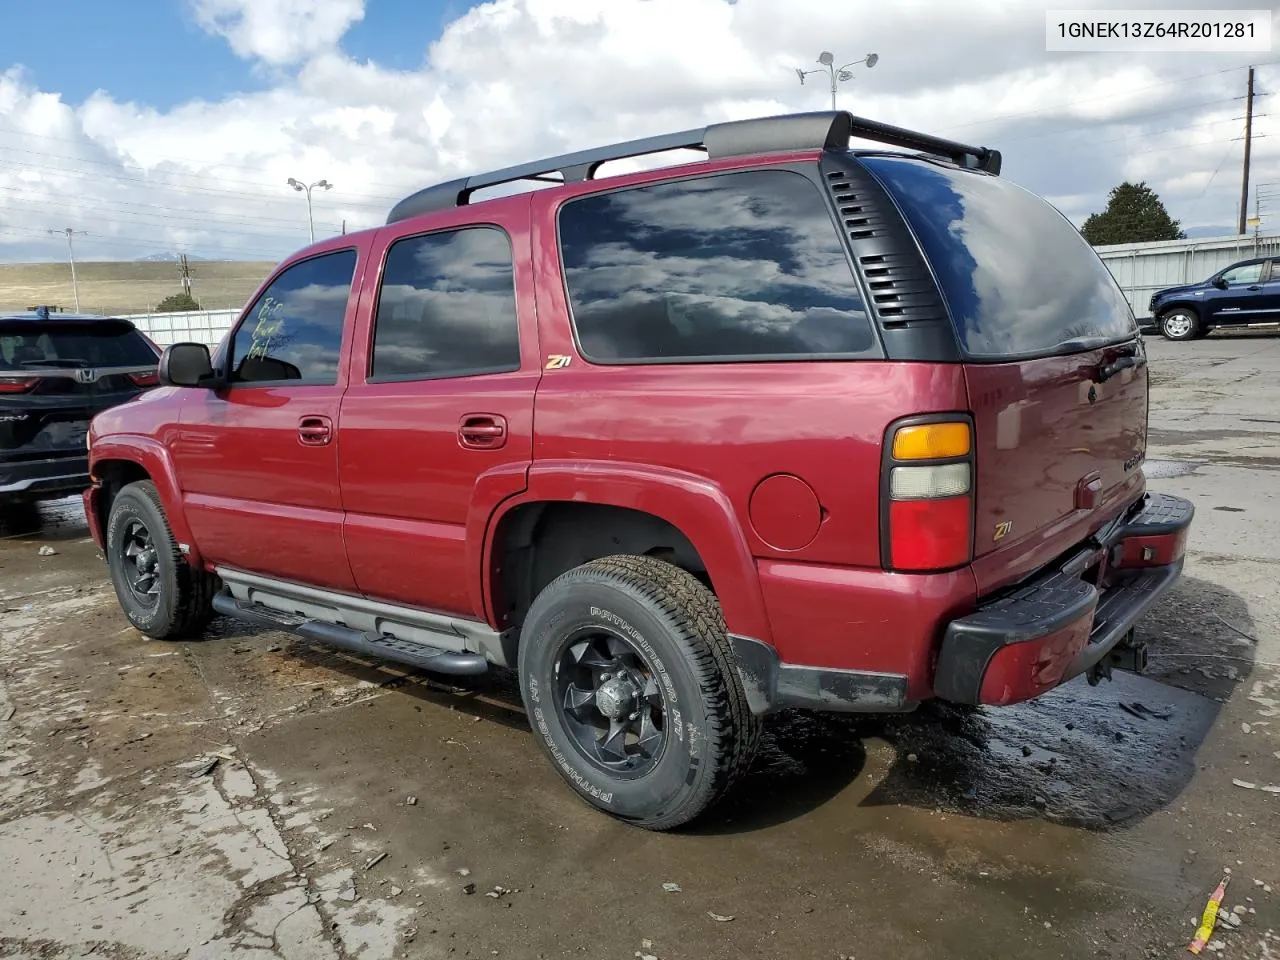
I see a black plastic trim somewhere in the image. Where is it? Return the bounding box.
[212,592,490,676]
[386,110,1000,223]
[728,635,912,715]
[818,152,960,362]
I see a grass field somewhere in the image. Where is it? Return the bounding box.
[0,261,277,316]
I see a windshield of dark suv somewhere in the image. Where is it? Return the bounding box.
[859,155,1137,360]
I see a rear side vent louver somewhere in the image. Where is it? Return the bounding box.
[820,158,950,338]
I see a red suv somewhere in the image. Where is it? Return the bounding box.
[84,111,1193,830]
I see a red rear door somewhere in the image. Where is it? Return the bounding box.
[964,347,1147,594]
[859,155,1148,596]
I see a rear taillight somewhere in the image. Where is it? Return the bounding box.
[0,376,36,394]
[128,370,160,387]
[882,418,975,572]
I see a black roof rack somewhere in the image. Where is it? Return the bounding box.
[386,110,1001,224]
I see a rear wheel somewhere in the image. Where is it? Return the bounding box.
[1160,308,1199,341]
[517,555,760,830]
[106,480,217,639]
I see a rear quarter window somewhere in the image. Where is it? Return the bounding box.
[860,156,1136,359]
[558,168,879,364]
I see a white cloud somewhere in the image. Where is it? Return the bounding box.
[190,0,365,66]
[0,0,1272,272]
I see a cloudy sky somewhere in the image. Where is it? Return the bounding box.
[0,0,1276,262]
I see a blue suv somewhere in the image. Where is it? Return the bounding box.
[1149,256,1280,341]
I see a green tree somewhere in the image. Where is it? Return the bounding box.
[1080,181,1185,246]
[155,292,201,312]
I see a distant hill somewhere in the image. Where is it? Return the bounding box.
[0,260,275,315]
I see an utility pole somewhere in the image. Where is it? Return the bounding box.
[1239,65,1255,235]
[178,254,194,296]
[48,227,82,312]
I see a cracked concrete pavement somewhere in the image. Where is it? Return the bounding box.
[1,331,1278,960]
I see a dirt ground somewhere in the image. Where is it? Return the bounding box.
[1,332,1278,960]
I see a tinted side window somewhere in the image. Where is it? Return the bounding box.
[229,249,357,385]
[1221,262,1263,285]
[558,170,875,363]
[371,227,520,380]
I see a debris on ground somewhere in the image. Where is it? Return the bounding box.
[1233,779,1258,790]
[389,885,403,898]
[707,912,734,922]
[338,883,359,903]
[485,886,513,899]
[37,545,57,556]
[662,882,682,893]
[363,852,387,871]
[407,795,417,806]
[1189,875,1229,955]
[462,882,476,895]
[456,868,471,877]
[1213,612,1258,643]
[2,706,15,722]
[190,757,220,778]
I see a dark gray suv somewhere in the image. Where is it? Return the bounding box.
[1,309,160,519]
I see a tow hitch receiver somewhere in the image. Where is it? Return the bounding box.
[1089,629,1148,684]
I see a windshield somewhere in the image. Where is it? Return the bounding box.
[860,155,1137,360]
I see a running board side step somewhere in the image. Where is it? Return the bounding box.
[211,593,490,676]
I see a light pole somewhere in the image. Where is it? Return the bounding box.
[796,51,879,110]
[286,177,333,243]
[48,227,82,312]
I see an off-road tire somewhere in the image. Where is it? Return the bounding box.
[1159,308,1199,341]
[106,480,217,640]
[517,555,761,830]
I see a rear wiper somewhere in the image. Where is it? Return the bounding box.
[1051,335,1116,355]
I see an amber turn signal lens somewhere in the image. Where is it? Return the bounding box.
[891,422,971,461]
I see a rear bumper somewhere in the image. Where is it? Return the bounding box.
[0,455,89,499]
[933,492,1194,706]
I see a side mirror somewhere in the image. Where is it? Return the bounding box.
[1212,277,1229,289]
[158,342,214,387]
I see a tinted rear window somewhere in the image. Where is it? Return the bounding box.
[0,320,155,369]
[860,156,1136,359]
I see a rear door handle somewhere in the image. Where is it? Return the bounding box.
[1248,285,1262,291]
[459,414,507,450]
[298,415,333,446]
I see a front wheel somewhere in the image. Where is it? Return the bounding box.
[1160,308,1199,341]
[106,480,217,639]
[517,555,760,831]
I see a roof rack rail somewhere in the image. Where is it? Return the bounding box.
[386,110,1000,224]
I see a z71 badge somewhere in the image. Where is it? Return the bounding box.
[993,520,1013,542]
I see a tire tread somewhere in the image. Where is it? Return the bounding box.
[533,554,761,830]
[111,480,217,639]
